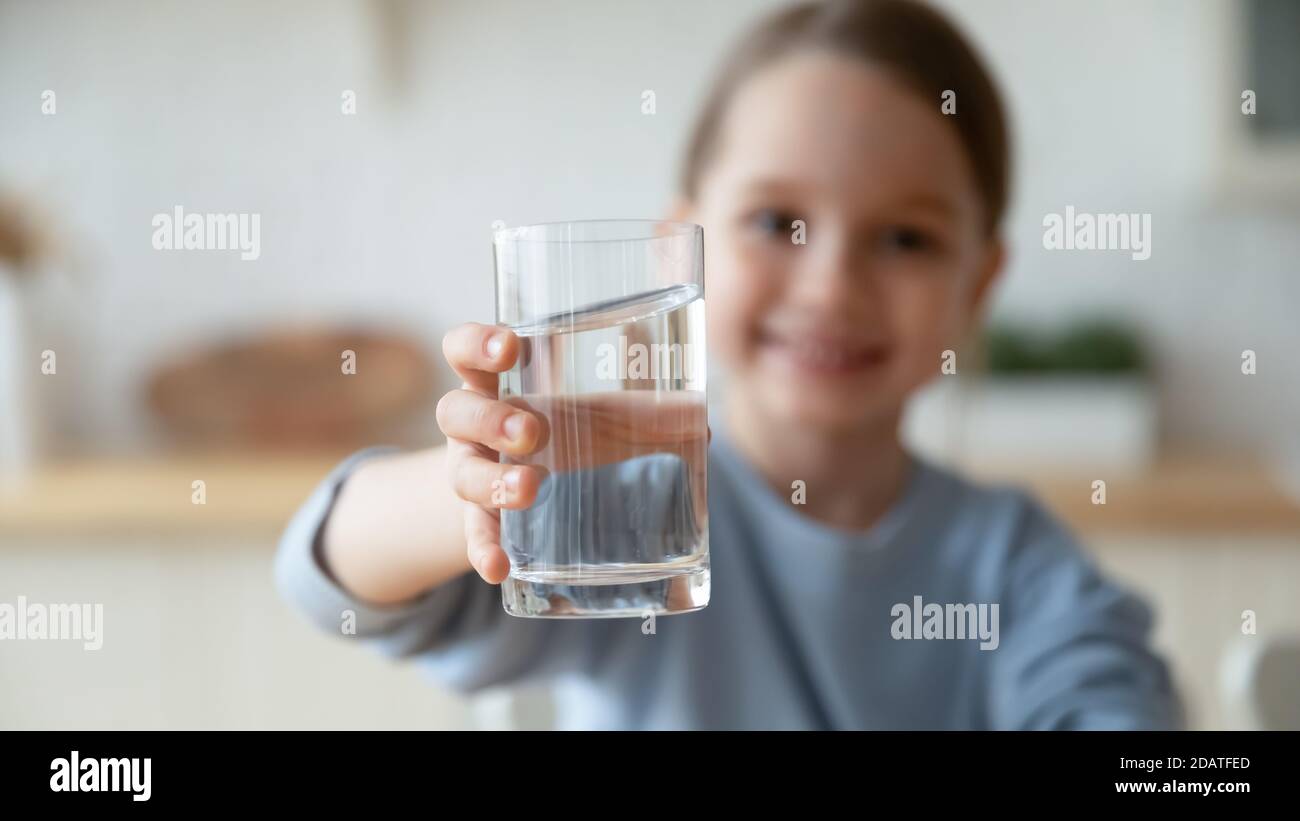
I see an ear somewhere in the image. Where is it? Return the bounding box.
[965,236,1006,322]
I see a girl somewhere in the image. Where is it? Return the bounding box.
[276,0,1181,730]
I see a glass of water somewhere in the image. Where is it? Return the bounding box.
[493,220,709,618]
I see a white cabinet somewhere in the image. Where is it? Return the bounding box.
[0,538,476,729]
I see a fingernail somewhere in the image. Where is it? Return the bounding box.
[469,550,484,575]
[485,332,507,359]
[504,468,522,493]
[503,413,528,443]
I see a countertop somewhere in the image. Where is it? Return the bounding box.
[2,450,1299,540]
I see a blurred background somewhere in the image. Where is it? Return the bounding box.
[1,0,1297,730]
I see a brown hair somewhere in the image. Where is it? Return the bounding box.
[680,0,1011,234]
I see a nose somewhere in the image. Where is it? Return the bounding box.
[787,225,881,313]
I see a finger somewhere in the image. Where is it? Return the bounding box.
[464,505,511,584]
[448,451,543,508]
[436,389,541,455]
[442,323,519,394]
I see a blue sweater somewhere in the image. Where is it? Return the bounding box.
[274,432,1182,730]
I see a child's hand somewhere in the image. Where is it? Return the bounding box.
[436,323,545,584]
[438,322,710,586]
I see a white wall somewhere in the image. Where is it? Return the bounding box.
[1,0,1296,455]
[938,0,1300,454]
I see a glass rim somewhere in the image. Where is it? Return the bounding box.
[493,218,701,245]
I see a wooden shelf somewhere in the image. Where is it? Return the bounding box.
[966,456,1300,536]
[2,451,1298,541]
[0,452,349,539]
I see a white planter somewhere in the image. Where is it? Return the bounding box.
[903,375,1158,475]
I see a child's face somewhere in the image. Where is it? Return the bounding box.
[683,52,1003,434]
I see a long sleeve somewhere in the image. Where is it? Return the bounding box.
[273,448,618,694]
[987,498,1184,730]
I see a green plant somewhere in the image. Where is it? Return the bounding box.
[983,318,1146,375]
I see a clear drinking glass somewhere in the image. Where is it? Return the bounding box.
[493,220,709,618]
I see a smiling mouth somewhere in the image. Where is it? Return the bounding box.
[757,330,891,375]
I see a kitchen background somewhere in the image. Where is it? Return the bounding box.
[1,0,1297,730]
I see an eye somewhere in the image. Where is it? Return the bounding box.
[879,226,936,253]
[747,208,801,238]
